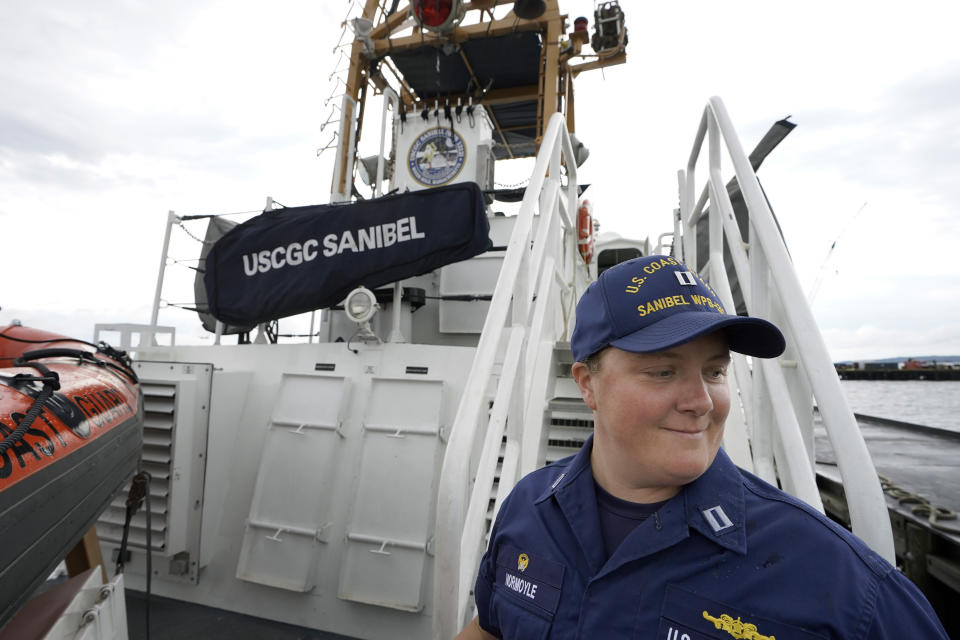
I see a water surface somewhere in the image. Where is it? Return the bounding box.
[839,379,960,433]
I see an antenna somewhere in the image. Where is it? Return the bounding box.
[807,201,868,304]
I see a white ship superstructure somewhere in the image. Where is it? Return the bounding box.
[4,2,955,639]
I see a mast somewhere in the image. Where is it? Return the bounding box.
[330,0,627,199]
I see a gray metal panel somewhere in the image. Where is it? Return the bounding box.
[339,377,444,611]
[237,373,350,592]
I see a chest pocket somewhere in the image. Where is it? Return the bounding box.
[656,585,828,640]
[489,545,564,640]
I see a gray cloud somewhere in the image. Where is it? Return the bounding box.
[0,0,332,195]
[0,1,245,162]
[764,61,960,203]
[0,110,88,157]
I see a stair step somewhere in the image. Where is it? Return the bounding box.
[548,396,591,416]
[553,375,581,399]
[549,421,593,437]
[544,449,581,465]
[553,342,575,372]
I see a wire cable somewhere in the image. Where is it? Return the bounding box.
[0,361,59,455]
[116,470,152,640]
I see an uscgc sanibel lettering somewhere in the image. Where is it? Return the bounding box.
[241,215,426,276]
[504,572,539,600]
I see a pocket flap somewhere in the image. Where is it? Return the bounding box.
[658,584,827,640]
[493,545,565,615]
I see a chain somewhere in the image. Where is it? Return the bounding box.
[177,220,217,245]
[494,178,530,189]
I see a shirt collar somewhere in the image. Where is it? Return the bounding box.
[682,447,747,555]
[535,436,747,556]
[534,434,595,505]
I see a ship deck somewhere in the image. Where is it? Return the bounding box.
[815,412,960,543]
[815,412,960,635]
[124,590,357,640]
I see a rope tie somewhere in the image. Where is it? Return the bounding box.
[879,474,960,535]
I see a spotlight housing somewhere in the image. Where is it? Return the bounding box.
[345,286,379,324]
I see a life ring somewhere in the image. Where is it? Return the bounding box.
[577,200,594,264]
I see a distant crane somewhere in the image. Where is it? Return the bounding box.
[807,201,868,304]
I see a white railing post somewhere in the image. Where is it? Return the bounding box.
[682,96,894,563]
[149,211,178,346]
[749,236,777,484]
[519,256,559,475]
[683,111,709,267]
[456,326,525,629]
[330,94,358,203]
[434,114,565,640]
[710,97,892,561]
[433,113,587,639]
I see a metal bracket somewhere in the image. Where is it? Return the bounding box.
[266,528,284,542]
[371,540,391,555]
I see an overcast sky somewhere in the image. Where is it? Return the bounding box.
[2,0,959,362]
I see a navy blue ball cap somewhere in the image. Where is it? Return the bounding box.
[570,255,786,361]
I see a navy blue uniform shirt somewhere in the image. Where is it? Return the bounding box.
[475,436,948,639]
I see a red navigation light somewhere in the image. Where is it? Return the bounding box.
[413,0,454,29]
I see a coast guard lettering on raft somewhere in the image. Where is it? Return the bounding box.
[0,391,135,482]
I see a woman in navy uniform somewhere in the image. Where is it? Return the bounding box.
[456,255,948,639]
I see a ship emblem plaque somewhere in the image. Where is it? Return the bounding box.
[408,128,466,186]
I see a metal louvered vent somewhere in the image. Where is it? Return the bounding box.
[96,361,211,585]
[97,381,175,552]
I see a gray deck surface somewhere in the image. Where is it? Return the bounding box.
[815,413,960,544]
[125,590,359,640]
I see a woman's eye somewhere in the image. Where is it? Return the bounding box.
[706,367,728,380]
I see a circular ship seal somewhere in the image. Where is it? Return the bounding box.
[408,128,466,186]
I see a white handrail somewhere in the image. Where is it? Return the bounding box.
[433,112,584,639]
[455,326,525,623]
[679,97,894,562]
[147,210,178,346]
[330,93,358,203]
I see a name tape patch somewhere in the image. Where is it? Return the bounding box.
[494,546,564,615]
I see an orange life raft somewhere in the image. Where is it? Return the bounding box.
[0,324,142,629]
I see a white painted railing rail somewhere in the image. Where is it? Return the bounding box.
[679,96,894,562]
[433,112,586,640]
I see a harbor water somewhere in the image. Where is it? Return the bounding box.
[839,379,960,433]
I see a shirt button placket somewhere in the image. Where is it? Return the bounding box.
[576,580,597,639]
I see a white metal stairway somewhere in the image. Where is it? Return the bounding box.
[433,100,896,639]
[543,343,593,466]
[480,342,592,544]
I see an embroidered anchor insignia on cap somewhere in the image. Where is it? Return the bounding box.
[702,610,775,640]
[517,553,529,572]
[702,505,734,533]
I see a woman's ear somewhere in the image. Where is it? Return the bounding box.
[571,361,598,410]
